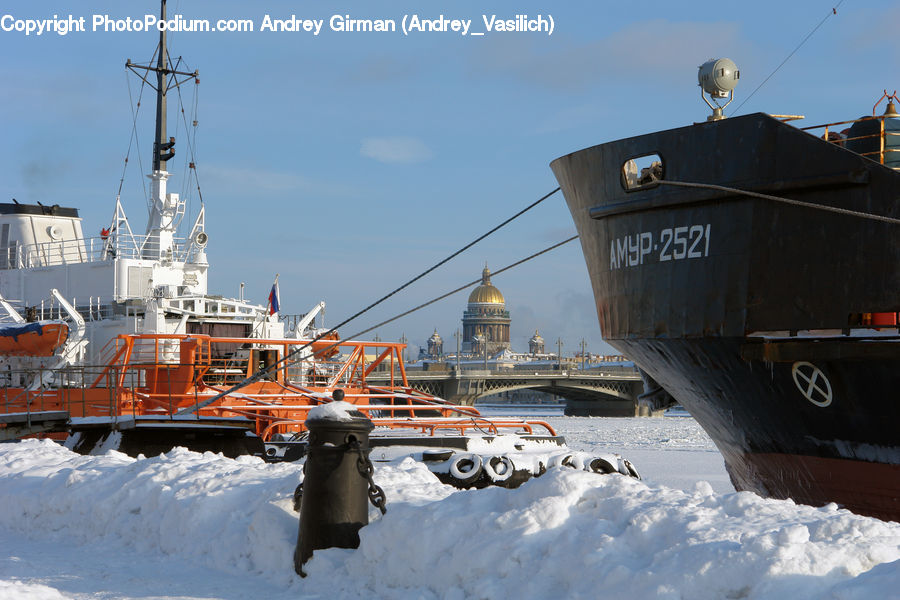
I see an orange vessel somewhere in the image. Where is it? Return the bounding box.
[0,322,68,356]
[0,332,585,488]
[1,332,558,446]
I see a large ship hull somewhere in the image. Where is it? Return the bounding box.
[551,113,900,520]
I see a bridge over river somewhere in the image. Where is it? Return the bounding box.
[368,366,651,416]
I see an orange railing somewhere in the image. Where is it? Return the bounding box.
[1,332,558,442]
[801,112,899,169]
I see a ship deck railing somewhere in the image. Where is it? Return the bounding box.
[0,232,203,270]
[3,293,265,331]
[800,114,899,170]
[1,364,139,419]
[92,333,415,391]
[5,294,116,323]
[0,361,560,442]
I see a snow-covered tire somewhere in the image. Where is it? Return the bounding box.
[547,454,569,470]
[567,454,585,470]
[586,457,617,474]
[483,455,514,484]
[549,453,584,470]
[448,453,483,486]
[620,458,641,479]
[547,454,565,469]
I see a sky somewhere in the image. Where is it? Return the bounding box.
[1,0,898,357]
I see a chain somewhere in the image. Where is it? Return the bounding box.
[350,440,387,515]
[292,481,303,513]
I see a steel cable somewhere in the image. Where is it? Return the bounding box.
[347,234,578,340]
[734,0,846,115]
[177,187,562,413]
[655,179,900,225]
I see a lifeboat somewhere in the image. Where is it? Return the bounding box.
[0,321,69,356]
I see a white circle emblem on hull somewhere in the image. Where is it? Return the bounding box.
[791,361,833,407]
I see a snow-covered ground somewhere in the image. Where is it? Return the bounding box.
[1,416,898,599]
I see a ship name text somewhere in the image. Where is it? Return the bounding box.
[609,224,711,270]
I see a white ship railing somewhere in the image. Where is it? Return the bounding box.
[165,296,261,318]
[0,233,205,270]
[0,294,118,325]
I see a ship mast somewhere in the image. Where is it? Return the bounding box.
[125,0,198,260]
[153,0,173,173]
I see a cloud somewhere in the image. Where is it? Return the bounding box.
[360,136,434,164]
[471,19,744,92]
[200,165,357,196]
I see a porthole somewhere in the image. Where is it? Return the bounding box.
[621,153,663,190]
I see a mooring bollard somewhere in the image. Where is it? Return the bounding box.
[294,393,386,576]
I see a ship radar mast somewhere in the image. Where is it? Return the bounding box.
[125,0,199,260]
[698,58,740,121]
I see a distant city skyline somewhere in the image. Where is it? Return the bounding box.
[1,1,897,357]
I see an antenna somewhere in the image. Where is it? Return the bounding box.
[698,58,740,121]
[125,1,198,172]
[123,0,200,260]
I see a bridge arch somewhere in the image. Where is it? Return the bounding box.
[369,369,646,416]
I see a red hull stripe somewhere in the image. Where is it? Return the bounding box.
[730,452,900,522]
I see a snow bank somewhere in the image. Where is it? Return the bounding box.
[315,472,900,599]
[0,440,302,586]
[0,440,898,599]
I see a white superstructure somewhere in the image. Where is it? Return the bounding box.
[0,0,326,371]
[0,190,302,366]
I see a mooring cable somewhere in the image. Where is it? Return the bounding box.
[176,187,562,414]
[347,234,579,340]
[653,179,900,225]
[328,186,561,335]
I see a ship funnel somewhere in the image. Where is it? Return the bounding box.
[698,58,740,121]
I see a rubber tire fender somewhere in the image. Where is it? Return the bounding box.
[586,457,617,474]
[548,453,584,470]
[448,453,483,486]
[620,458,641,480]
[483,455,515,484]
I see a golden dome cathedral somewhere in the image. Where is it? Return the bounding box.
[467,266,505,305]
[462,264,510,355]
